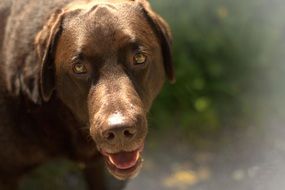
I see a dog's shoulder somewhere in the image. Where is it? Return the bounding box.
[0,0,12,44]
[1,0,72,103]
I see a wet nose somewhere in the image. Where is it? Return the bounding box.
[102,113,138,143]
[103,126,137,142]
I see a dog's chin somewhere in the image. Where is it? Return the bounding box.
[100,147,144,180]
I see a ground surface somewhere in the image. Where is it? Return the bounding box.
[126,125,285,190]
[20,120,285,190]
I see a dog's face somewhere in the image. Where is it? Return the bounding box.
[35,0,174,180]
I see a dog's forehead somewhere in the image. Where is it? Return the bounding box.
[61,2,156,55]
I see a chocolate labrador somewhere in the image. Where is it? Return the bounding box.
[0,0,174,189]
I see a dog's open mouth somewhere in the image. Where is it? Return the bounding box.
[100,146,144,180]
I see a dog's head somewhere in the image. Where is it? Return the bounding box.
[35,0,174,180]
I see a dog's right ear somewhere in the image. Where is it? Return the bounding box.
[136,0,176,83]
[35,9,65,102]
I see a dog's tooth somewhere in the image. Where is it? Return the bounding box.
[109,156,116,165]
[135,152,140,161]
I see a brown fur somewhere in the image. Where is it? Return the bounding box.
[0,0,174,189]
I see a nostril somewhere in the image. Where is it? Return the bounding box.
[123,128,136,139]
[105,131,115,141]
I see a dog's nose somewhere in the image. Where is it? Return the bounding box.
[103,126,137,142]
[102,112,138,143]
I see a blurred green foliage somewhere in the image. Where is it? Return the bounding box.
[20,160,87,190]
[149,0,285,133]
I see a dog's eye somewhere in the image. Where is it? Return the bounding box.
[133,53,147,65]
[73,63,87,74]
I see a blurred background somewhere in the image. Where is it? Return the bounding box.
[20,0,285,189]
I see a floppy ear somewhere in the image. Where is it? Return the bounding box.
[35,9,65,102]
[137,0,175,83]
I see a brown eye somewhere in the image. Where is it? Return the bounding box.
[73,63,87,74]
[133,53,147,65]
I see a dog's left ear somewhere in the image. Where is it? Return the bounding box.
[35,9,65,102]
[136,0,175,83]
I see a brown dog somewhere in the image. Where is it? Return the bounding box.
[0,0,174,189]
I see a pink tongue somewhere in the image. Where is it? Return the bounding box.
[109,151,138,169]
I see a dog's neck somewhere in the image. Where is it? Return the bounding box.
[14,95,98,161]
